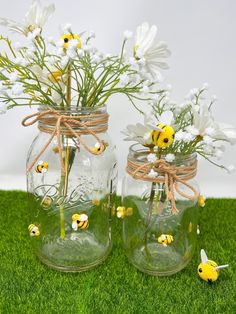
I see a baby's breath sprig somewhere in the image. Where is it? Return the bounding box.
[123,86,236,172]
[0,8,169,113]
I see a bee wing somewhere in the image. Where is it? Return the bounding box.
[146,124,164,132]
[79,214,88,221]
[94,142,100,149]
[200,249,208,263]
[161,234,166,240]
[41,168,47,173]
[38,160,44,165]
[159,111,174,125]
[72,221,78,231]
[215,264,229,270]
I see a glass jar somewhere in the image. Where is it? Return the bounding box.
[25,105,117,272]
[121,144,200,276]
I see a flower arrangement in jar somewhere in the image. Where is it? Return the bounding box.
[0,0,170,271]
[121,84,236,275]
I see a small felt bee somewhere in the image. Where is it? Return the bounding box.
[61,33,81,49]
[157,234,174,246]
[116,206,133,219]
[92,199,100,206]
[28,224,40,237]
[41,195,53,209]
[72,213,89,231]
[91,141,107,154]
[198,249,229,283]
[148,111,175,149]
[35,161,49,174]
[48,70,62,83]
[198,195,205,207]
[150,124,175,149]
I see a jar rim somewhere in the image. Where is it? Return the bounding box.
[38,104,107,115]
[128,143,197,163]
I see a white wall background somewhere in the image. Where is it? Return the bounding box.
[0,0,235,196]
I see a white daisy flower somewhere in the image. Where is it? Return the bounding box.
[192,104,215,137]
[147,153,157,163]
[122,113,163,146]
[147,169,158,178]
[185,125,199,136]
[165,154,175,163]
[134,22,171,78]
[213,123,236,145]
[203,135,214,146]
[0,0,55,35]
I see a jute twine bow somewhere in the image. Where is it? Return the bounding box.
[126,158,199,214]
[22,109,109,174]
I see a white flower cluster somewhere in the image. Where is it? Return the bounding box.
[0,1,171,112]
[123,87,236,173]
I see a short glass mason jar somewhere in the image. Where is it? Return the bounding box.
[121,144,200,276]
[26,105,117,272]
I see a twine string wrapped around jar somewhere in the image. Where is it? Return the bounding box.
[22,109,109,174]
[126,158,199,214]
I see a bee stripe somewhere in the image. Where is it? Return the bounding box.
[78,221,89,229]
[154,125,167,143]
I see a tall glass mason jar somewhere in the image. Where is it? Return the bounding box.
[25,105,117,272]
[121,144,200,276]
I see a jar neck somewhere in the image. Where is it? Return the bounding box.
[37,105,109,135]
[127,144,198,178]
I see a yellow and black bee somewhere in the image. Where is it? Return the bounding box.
[35,161,49,174]
[72,213,89,231]
[150,124,175,149]
[116,206,133,219]
[198,195,205,207]
[198,249,228,283]
[60,34,81,49]
[157,234,174,246]
[28,224,40,237]
[91,141,107,154]
[41,195,53,209]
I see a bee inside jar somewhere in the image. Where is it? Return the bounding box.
[35,161,49,174]
[71,213,89,231]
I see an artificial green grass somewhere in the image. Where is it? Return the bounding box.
[0,191,235,314]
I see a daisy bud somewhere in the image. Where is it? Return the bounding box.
[226,164,236,174]
[123,30,133,40]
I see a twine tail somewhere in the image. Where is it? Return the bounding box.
[169,175,178,214]
[56,116,66,175]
